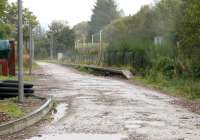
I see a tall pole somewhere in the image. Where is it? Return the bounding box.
[32,37,35,62]
[18,0,24,102]
[29,23,33,75]
[92,35,94,46]
[98,30,102,65]
[50,34,54,60]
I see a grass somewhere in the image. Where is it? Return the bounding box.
[134,75,200,101]
[35,59,200,102]
[0,63,41,119]
[0,98,25,118]
[74,62,200,102]
[77,66,95,74]
[0,62,40,81]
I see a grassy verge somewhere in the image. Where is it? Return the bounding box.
[74,63,200,102]
[40,60,200,102]
[134,76,200,102]
[0,63,41,121]
[0,98,25,118]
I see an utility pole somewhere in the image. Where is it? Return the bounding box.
[29,23,33,75]
[18,0,24,102]
[92,35,94,46]
[50,34,54,60]
[74,41,76,49]
[32,38,35,62]
[97,30,103,65]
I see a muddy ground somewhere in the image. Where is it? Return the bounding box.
[1,62,200,140]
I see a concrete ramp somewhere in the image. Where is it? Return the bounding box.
[122,70,134,79]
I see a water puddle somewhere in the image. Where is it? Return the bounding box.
[52,103,68,123]
[28,134,126,140]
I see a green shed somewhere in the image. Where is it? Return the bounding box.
[0,40,11,59]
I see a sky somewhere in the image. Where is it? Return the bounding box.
[8,0,155,29]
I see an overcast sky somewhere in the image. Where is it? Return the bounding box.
[8,0,155,28]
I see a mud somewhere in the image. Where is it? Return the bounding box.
[2,62,200,140]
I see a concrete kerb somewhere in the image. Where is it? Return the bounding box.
[63,63,133,79]
[0,96,53,136]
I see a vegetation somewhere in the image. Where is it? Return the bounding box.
[0,1,38,41]
[89,0,122,36]
[34,21,75,59]
[0,98,25,118]
[71,0,200,100]
[73,22,89,42]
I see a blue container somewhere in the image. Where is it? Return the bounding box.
[0,40,11,59]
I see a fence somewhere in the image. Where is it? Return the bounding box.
[63,51,150,70]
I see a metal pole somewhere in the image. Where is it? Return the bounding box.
[18,0,24,102]
[92,35,94,46]
[29,23,33,75]
[32,38,35,62]
[99,30,102,64]
[50,34,53,60]
[74,41,76,49]
[97,30,102,65]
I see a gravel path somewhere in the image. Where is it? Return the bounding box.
[2,62,200,140]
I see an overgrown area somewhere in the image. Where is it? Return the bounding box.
[101,0,200,100]
[1,0,198,101]
[67,0,200,101]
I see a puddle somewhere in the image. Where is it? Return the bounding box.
[28,134,126,140]
[52,103,68,123]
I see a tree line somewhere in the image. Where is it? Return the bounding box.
[74,0,199,80]
[0,0,38,43]
[71,0,200,98]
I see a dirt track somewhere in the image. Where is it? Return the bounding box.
[2,62,200,140]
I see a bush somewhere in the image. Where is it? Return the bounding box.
[154,57,176,78]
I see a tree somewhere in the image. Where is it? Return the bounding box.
[0,2,38,40]
[73,22,89,41]
[177,0,200,77]
[34,25,50,59]
[89,0,121,35]
[48,20,75,54]
[0,0,7,19]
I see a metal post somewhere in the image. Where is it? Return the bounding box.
[32,38,35,62]
[98,30,102,65]
[83,36,85,47]
[74,41,76,49]
[77,40,80,48]
[92,35,94,46]
[18,0,24,102]
[29,23,33,75]
[100,30,102,45]
[50,34,53,60]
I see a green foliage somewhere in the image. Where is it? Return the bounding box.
[176,0,200,78]
[48,21,75,54]
[0,0,6,18]
[0,2,38,40]
[0,24,15,39]
[136,75,200,100]
[89,0,121,35]
[96,0,200,100]
[0,99,25,118]
[154,57,176,78]
[73,22,89,41]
